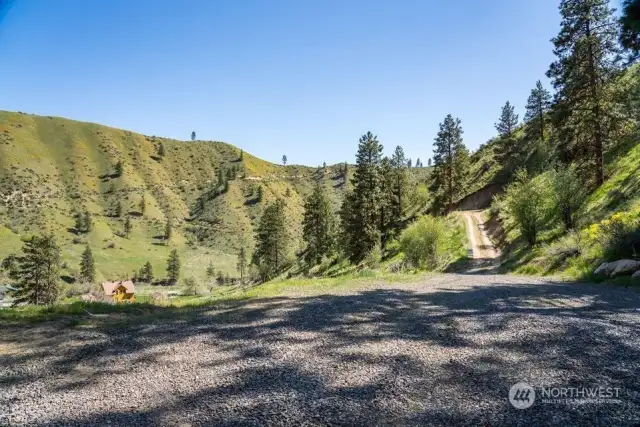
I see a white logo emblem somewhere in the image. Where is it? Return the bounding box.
[509,382,535,409]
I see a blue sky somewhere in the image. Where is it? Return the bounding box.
[0,0,563,166]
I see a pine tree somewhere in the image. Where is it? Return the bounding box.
[191,131,196,141]
[139,194,146,216]
[12,234,61,306]
[74,214,85,234]
[390,145,408,225]
[84,211,92,232]
[206,261,215,280]
[237,247,247,282]
[302,182,335,265]
[341,132,383,263]
[217,169,225,187]
[216,270,225,286]
[124,216,132,238]
[428,158,432,167]
[524,80,553,141]
[416,158,421,168]
[252,199,288,279]
[166,248,180,284]
[378,157,395,246]
[164,220,172,244]
[257,185,264,202]
[239,149,244,161]
[79,244,95,283]
[114,200,122,218]
[547,0,620,185]
[406,158,412,168]
[495,101,519,138]
[157,142,165,158]
[142,261,153,283]
[620,0,640,59]
[430,114,468,211]
[282,155,287,166]
[114,160,123,177]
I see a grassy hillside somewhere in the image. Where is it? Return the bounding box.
[0,111,352,283]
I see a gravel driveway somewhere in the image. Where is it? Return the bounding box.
[1,274,639,426]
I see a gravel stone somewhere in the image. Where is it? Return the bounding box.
[1,274,639,426]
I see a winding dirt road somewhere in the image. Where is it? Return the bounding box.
[460,210,500,271]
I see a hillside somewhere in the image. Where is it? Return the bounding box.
[0,111,354,282]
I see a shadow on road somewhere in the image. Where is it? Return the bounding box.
[2,278,639,426]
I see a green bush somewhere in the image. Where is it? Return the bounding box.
[593,213,640,261]
[500,170,552,246]
[399,215,447,269]
[549,165,588,230]
[183,277,199,296]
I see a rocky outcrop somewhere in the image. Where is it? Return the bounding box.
[594,260,640,277]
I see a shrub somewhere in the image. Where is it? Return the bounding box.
[363,244,382,268]
[589,212,640,261]
[549,165,588,230]
[399,215,446,269]
[500,170,552,246]
[183,277,199,296]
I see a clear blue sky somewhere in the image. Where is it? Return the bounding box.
[0,0,564,166]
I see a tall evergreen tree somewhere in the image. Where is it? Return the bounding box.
[206,262,215,280]
[139,194,146,216]
[524,80,553,141]
[252,199,289,279]
[141,261,153,284]
[390,145,408,226]
[12,234,61,306]
[495,101,519,138]
[256,185,264,202]
[191,131,196,141]
[547,0,621,185]
[79,244,95,283]
[378,157,395,246]
[114,200,122,218]
[282,154,287,166]
[124,216,132,238]
[239,149,244,160]
[157,142,165,158]
[302,182,335,265]
[84,211,92,232]
[428,158,432,167]
[620,0,640,59]
[341,132,384,263]
[166,248,180,284]
[237,247,247,282]
[164,220,172,244]
[114,160,123,177]
[430,115,468,211]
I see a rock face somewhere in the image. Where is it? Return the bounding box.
[594,260,640,277]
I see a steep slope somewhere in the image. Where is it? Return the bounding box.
[0,111,349,282]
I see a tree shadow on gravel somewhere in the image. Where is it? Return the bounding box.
[2,278,640,426]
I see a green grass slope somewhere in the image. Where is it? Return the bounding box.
[0,111,351,283]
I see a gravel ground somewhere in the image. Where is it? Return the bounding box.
[1,274,639,426]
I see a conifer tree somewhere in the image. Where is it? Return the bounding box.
[216,270,225,286]
[620,0,640,59]
[206,262,215,280]
[164,220,172,244]
[282,154,287,166]
[239,149,244,161]
[378,157,395,246]
[84,211,92,232]
[252,199,288,279]
[157,142,165,158]
[124,216,132,238]
[547,0,620,185]
[430,114,468,211]
[495,101,519,138]
[139,194,146,216]
[302,182,335,265]
[524,80,553,141]
[114,160,123,177]
[428,158,432,167]
[191,131,196,141]
[74,214,85,233]
[237,247,247,282]
[406,158,412,168]
[257,185,264,202]
[79,244,95,283]
[341,132,383,263]
[166,248,180,284]
[416,158,421,168]
[142,261,153,284]
[114,200,122,218]
[390,145,408,225]
[12,234,61,306]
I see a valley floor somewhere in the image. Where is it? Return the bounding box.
[2,274,639,426]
